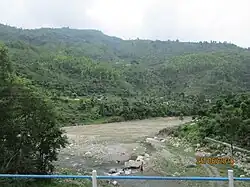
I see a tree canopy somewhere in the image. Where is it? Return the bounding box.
[1,24,250,124]
[0,44,67,175]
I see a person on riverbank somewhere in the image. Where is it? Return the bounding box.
[140,161,144,172]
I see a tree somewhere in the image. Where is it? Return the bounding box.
[196,94,250,151]
[0,44,68,174]
[0,43,12,83]
[219,104,241,156]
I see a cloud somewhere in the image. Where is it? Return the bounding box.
[140,0,250,47]
[0,0,249,47]
[1,0,97,28]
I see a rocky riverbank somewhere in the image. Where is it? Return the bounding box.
[160,134,250,178]
[56,118,248,187]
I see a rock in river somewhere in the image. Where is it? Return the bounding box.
[124,160,142,169]
[108,168,117,174]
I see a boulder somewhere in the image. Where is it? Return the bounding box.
[108,168,117,174]
[160,139,166,143]
[124,169,132,175]
[124,160,142,168]
[119,170,124,174]
[136,155,144,162]
[112,181,118,186]
[144,153,150,158]
[111,172,120,176]
[196,143,201,148]
[146,138,159,144]
[84,151,91,156]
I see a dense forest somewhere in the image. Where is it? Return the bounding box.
[174,93,250,149]
[1,23,250,186]
[1,24,250,124]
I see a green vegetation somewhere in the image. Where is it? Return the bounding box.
[1,23,250,186]
[1,24,250,124]
[174,93,250,149]
[0,44,68,185]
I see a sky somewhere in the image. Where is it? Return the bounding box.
[0,0,250,48]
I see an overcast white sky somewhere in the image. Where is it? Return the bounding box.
[1,0,250,47]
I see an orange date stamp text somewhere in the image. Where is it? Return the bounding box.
[196,157,234,166]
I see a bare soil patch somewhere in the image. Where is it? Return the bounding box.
[56,117,228,187]
[57,117,191,170]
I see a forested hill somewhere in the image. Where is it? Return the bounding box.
[1,23,250,124]
[0,23,248,64]
[2,23,250,187]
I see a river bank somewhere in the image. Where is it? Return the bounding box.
[55,117,248,187]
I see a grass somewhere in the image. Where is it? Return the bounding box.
[174,122,202,143]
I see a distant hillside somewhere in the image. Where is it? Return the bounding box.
[157,52,250,95]
[0,24,247,64]
[1,23,250,124]
[1,23,250,97]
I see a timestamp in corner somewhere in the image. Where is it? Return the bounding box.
[196,157,235,166]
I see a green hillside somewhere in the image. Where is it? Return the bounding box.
[1,24,250,124]
[158,52,250,95]
[2,23,250,187]
[0,23,247,64]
